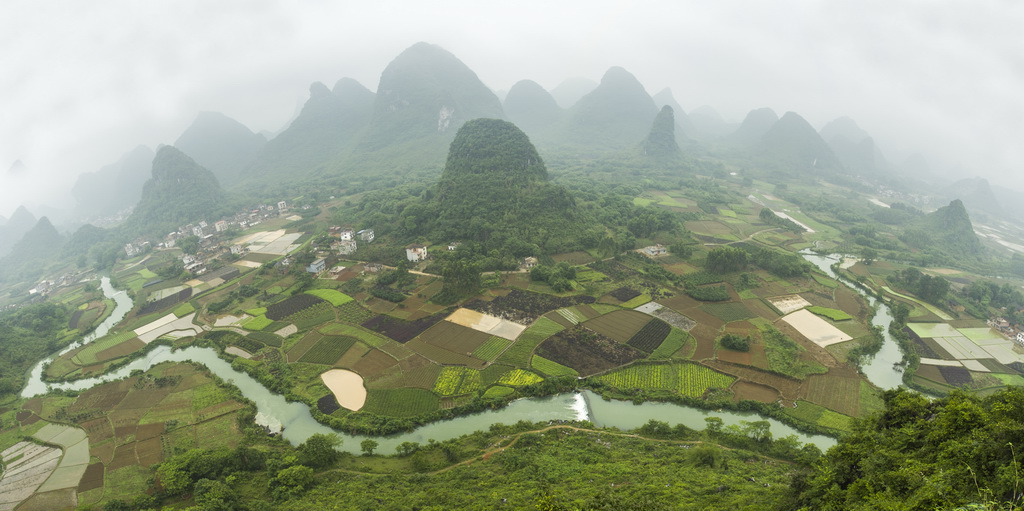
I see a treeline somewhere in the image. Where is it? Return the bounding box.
[706,245,809,278]
[0,303,70,395]
[783,387,1024,510]
[886,267,950,305]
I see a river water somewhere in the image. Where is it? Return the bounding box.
[21,270,870,453]
[799,250,905,390]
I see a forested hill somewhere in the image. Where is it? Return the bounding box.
[243,78,375,185]
[121,145,230,238]
[910,199,983,258]
[759,111,842,172]
[641,105,682,160]
[0,217,65,283]
[173,111,266,185]
[565,66,659,151]
[503,79,564,140]
[432,118,587,252]
[784,387,1024,510]
[348,42,505,171]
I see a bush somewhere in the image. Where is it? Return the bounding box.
[719,333,751,352]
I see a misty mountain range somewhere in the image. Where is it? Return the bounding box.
[7,41,1022,249]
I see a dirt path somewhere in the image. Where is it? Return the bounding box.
[702,227,779,247]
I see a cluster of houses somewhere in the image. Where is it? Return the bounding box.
[28,270,90,297]
[874,186,935,209]
[327,226,374,256]
[988,317,1024,348]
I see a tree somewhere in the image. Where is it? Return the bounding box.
[297,433,341,468]
[396,441,420,457]
[271,465,315,499]
[360,439,379,456]
[706,246,748,273]
[862,247,878,265]
[178,235,200,255]
[718,333,751,352]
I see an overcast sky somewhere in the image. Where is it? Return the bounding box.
[2,0,1022,219]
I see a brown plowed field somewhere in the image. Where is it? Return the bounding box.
[352,349,400,378]
[703,360,803,401]
[136,422,164,440]
[137,437,163,466]
[803,370,861,416]
[95,338,146,362]
[419,321,492,353]
[717,348,752,365]
[689,324,718,360]
[80,418,113,444]
[584,310,651,343]
[335,342,371,368]
[91,440,116,465]
[78,463,105,492]
[915,364,947,384]
[108,444,138,470]
[733,381,781,403]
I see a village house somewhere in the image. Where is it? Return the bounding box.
[340,229,355,241]
[1016,331,1024,347]
[338,239,357,255]
[641,244,667,257]
[230,244,246,255]
[358,229,375,243]
[521,256,539,270]
[124,243,142,257]
[306,258,326,274]
[214,220,229,232]
[447,241,462,251]
[365,263,383,273]
[192,225,204,237]
[277,201,288,212]
[406,244,428,262]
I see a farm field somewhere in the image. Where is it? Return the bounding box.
[594,363,736,398]
[1,363,246,508]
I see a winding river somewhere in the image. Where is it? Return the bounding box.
[19,262,919,454]
[799,250,906,390]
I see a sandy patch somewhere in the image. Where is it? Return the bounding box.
[185,279,205,288]
[214,314,248,327]
[249,232,303,256]
[0,441,61,509]
[319,369,366,411]
[286,215,303,221]
[634,302,663,314]
[772,211,815,233]
[233,260,262,268]
[274,324,298,337]
[226,346,253,359]
[148,285,188,301]
[920,358,963,367]
[766,295,811,315]
[984,345,1024,365]
[868,198,890,208]
[134,313,178,336]
[907,323,960,338]
[136,313,202,343]
[780,309,852,347]
[234,229,285,246]
[446,308,527,340]
[961,359,990,372]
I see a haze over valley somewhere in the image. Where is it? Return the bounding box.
[2,3,1024,510]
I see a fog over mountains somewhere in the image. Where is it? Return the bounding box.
[3,2,1022,222]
